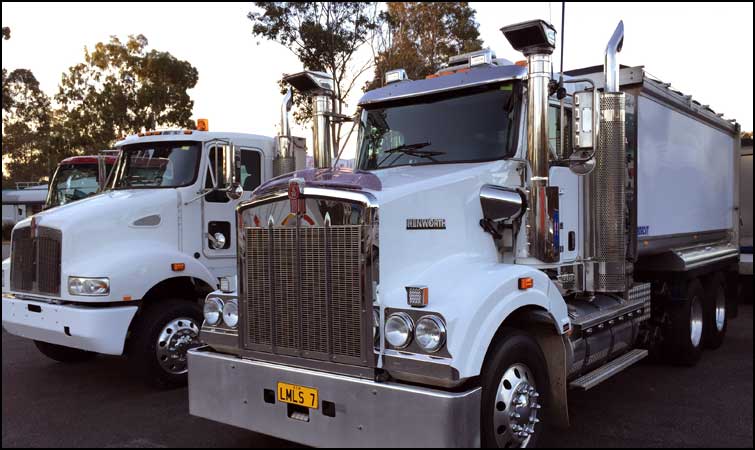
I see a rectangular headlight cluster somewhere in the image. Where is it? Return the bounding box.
[68,277,110,296]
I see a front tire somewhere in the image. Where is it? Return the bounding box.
[702,273,727,349]
[663,278,705,366]
[481,330,550,448]
[34,340,96,363]
[127,299,202,389]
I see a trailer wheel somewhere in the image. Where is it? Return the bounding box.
[663,278,705,366]
[481,330,549,448]
[34,341,96,363]
[702,273,727,349]
[127,299,202,389]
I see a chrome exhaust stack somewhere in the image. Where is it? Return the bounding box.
[502,20,560,263]
[282,71,336,169]
[585,21,628,292]
[274,87,295,176]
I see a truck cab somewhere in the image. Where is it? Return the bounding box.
[2,127,304,387]
[44,153,118,210]
[188,20,740,448]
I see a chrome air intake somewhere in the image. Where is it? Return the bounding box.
[501,19,560,263]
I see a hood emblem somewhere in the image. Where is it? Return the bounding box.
[406,218,446,230]
[30,215,39,238]
[288,178,306,215]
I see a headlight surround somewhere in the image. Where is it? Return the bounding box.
[203,297,224,326]
[385,312,414,349]
[415,316,447,353]
[68,277,110,296]
[222,299,239,328]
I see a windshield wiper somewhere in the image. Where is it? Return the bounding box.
[377,142,446,167]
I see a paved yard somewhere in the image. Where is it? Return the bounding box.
[2,306,752,448]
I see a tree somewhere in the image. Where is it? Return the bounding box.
[3,34,199,184]
[55,34,198,152]
[2,69,54,183]
[248,2,382,152]
[367,2,483,90]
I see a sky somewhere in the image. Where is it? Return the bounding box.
[2,2,753,162]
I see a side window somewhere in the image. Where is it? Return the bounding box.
[239,149,262,192]
[548,105,572,158]
[205,146,229,203]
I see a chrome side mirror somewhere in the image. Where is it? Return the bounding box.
[480,185,527,222]
[226,182,243,200]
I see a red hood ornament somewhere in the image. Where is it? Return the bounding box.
[288,178,306,215]
[30,215,38,238]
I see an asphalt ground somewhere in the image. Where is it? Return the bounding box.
[3,305,753,448]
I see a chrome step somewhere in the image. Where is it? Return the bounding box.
[569,349,648,391]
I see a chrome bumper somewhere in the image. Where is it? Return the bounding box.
[188,347,481,447]
[2,294,137,355]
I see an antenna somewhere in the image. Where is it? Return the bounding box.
[559,2,565,89]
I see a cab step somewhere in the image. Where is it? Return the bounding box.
[569,349,648,391]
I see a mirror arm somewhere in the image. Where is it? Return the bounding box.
[184,189,214,206]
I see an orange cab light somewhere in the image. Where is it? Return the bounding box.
[515,60,528,67]
[518,277,534,290]
[171,263,186,272]
[196,118,209,131]
[123,295,133,301]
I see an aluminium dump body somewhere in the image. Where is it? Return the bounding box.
[565,66,740,257]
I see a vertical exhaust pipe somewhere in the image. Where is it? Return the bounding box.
[604,21,624,92]
[274,87,295,176]
[586,21,627,292]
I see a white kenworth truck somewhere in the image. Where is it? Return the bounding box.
[2,122,306,387]
[188,20,740,447]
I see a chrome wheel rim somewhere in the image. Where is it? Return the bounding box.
[156,317,200,375]
[714,288,726,331]
[690,295,703,348]
[493,363,541,448]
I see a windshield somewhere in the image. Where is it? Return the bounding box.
[46,163,109,209]
[111,141,201,189]
[357,83,520,170]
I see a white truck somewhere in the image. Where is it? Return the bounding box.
[188,19,740,447]
[2,123,305,387]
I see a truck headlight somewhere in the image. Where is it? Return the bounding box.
[203,297,224,326]
[68,277,110,296]
[415,316,447,353]
[385,312,413,349]
[222,299,239,328]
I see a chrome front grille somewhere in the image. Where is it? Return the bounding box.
[10,226,62,296]
[244,224,366,365]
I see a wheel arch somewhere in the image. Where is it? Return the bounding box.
[480,305,571,429]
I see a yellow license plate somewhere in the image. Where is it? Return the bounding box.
[277,382,319,409]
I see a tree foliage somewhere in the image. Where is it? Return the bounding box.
[367,2,483,90]
[55,34,198,151]
[2,34,198,184]
[248,2,381,151]
[2,69,54,183]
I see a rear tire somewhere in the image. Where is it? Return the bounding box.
[481,330,550,448]
[663,278,705,366]
[34,340,96,363]
[702,273,727,350]
[127,299,202,389]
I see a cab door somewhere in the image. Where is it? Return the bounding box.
[201,143,264,262]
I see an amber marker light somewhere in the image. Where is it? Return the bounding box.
[518,277,534,290]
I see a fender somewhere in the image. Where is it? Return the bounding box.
[380,254,569,380]
[64,240,216,303]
